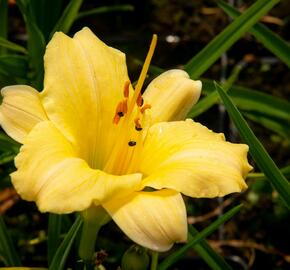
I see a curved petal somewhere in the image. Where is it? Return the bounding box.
[103,189,187,252]
[41,27,131,169]
[143,70,201,124]
[140,119,252,198]
[0,85,48,143]
[12,121,142,214]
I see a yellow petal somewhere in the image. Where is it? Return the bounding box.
[0,85,47,143]
[143,70,201,123]
[41,27,130,169]
[141,119,252,198]
[12,121,142,213]
[103,189,187,252]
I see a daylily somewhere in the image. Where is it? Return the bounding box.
[0,28,252,253]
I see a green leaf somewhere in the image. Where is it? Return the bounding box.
[50,0,83,37]
[201,80,290,138]
[48,214,63,265]
[184,0,280,79]
[49,215,83,270]
[0,133,19,152]
[0,0,8,55]
[189,226,232,270]
[29,0,64,41]
[0,215,21,266]
[0,151,16,165]
[215,83,290,209]
[16,0,46,89]
[248,165,290,181]
[0,37,28,54]
[187,63,243,118]
[218,0,290,68]
[77,4,134,20]
[158,205,242,270]
[0,54,28,78]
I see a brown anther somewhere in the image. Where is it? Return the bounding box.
[128,141,137,146]
[136,93,144,107]
[134,117,143,131]
[140,104,151,114]
[113,114,120,124]
[123,80,130,98]
[122,99,128,114]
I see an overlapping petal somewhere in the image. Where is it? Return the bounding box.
[41,27,131,169]
[12,121,142,213]
[143,70,201,123]
[141,119,252,198]
[103,189,187,252]
[0,85,47,143]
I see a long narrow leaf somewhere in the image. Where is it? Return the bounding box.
[77,4,134,20]
[16,0,46,89]
[0,0,8,54]
[0,215,21,266]
[0,133,19,152]
[49,215,83,270]
[202,79,290,137]
[0,37,28,54]
[29,0,63,41]
[187,63,243,118]
[248,165,290,181]
[48,214,63,265]
[189,226,232,270]
[158,205,242,270]
[50,0,83,37]
[184,0,280,79]
[0,55,28,78]
[0,151,16,165]
[218,0,290,68]
[215,83,290,209]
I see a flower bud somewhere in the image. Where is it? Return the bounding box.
[121,245,150,270]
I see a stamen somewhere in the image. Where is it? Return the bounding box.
[113,100,126,124]
[128,141,137,146]
[123,80,130,98]
[136,94,144,107]
[113,114,120,124]
[134,118,143,131]
[140,104,151,114]
[122,99,128,114]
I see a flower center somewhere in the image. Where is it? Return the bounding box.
[103,35,157,175]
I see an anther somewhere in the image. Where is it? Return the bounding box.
[122,99,128,114]
[123,80,130,98]
[136,93,144,107]
[117,111,124,117]
[128,141,137,146]
[113,114,120,124]
[140,104,151,114]
[134,118,143,131]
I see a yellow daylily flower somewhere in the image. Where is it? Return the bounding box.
[0,27,252,252]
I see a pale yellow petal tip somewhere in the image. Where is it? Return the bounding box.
[144,70,202,122]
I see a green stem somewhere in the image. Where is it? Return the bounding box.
[78,206,110,265]
[150,251,159,270]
